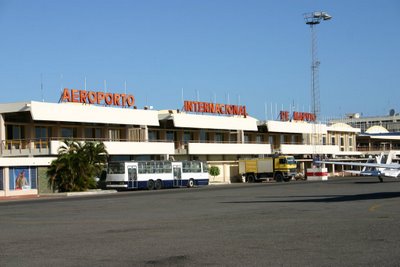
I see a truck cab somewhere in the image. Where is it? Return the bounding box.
[273,155,297,182]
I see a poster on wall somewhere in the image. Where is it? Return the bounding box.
[11,168,31,190]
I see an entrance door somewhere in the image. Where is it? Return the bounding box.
[127,166,138,189]
[173,165,182,187]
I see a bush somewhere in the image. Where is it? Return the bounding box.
[209,166,220,180]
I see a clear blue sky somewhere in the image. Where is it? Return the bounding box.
[1,0,399,121]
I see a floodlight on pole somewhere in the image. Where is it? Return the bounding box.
[304,11,332,162]
[303,11,332,122]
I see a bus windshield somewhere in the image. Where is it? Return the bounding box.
[108,162,125,174]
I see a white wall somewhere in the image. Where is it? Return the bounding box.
[50,140,175,155]
[0,157,56,167]
[189,143,271,155]
[280,144,340,155]
[30,101,160,126]
[172,113,258,131]
[267,120,327,134]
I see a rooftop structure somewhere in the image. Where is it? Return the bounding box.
[330,111,400,133]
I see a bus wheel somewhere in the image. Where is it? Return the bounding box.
[155,179,163,190]
[187,178,195,188]
[147,180,155,190]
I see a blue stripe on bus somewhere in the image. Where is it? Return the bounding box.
[126,179,209,189]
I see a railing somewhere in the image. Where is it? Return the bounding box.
[1,139,50,156]
[1,138,397,156]
[0,138,176,156]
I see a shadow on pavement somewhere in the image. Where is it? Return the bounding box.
[222,192,400,204]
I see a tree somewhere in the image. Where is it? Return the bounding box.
[47,140,108,192]
[209,166,220,181]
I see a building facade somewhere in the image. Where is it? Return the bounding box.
[0,99,361,197]
[331,112,400,133]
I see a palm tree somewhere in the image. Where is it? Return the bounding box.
[47,140,108,192]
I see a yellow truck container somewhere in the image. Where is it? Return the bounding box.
[239,155,297,182]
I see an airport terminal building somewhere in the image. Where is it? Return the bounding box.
[0,88,362,197]
[330,112,400,153]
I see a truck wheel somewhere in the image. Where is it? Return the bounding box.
[247,174,256,183]
[283,176,291,182]
[275,173,284,182]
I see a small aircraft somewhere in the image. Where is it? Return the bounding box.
[316,151,400,182]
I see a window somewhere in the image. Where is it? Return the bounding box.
[61,127,77,138]
[108,162,125,174]
[163,161,172,173]
[340,136,344,146]
[108,129,120,141]
[215,133,223,143]
[6,125,25,140]
[256,135,263,144]
[269,136,274,145]
[138,162,146,174]
[202,162,208,172]
[148,131,158,141]
[128,167,137,180]
[35,126,49,140]
[182,161,202,173]
[191,161,201,172]
[230,133,237,143]
[35,126,51,148]
[331,137,335,145]
[244,135,250,143]
[199,130,206,142]
[166,131,175,141]
[349,137,353,147]
[183,132,192,143]
[146,162,155,173]
[286,157,296,165]
[182,161,191,173]
[322,136,327,145]
[85,128,102,139]
[155,161,164,173]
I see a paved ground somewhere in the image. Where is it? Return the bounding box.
[1,177,400,266]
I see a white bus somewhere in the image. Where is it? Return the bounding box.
[106,160,209,190]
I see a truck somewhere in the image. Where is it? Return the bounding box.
[239,155,297,182]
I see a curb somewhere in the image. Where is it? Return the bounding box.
[41,189,118,197]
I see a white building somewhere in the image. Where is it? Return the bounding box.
[0,98,361,197]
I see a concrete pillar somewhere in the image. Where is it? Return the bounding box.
[238,130,244,144]
[223,164,230,183]
[0,114,5,142]
[300,162,305,176]
[0,115,5,152]
[4,168,9,196]
[141,125,148,141]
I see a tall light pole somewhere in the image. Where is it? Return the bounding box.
[304,11,332,123]
[304,11,332,162]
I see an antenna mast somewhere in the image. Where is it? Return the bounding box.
[40,73,44,102]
